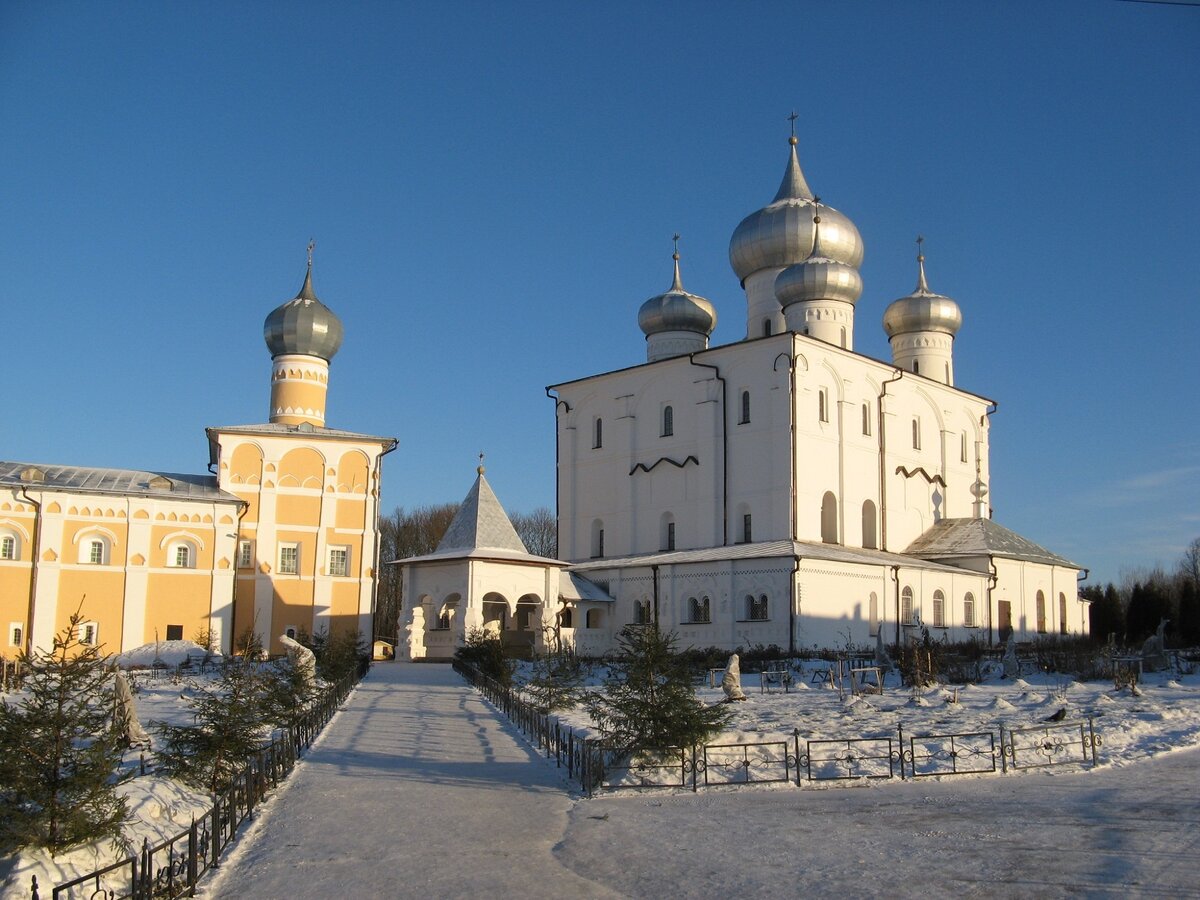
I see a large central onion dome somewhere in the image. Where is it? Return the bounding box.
[264,263,344,362]
[728,136,863,286]
[882,247,962,339]
[638,244,716,363]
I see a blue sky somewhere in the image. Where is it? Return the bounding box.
[2,1,1197,587]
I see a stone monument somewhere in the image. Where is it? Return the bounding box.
[721,653,747,702]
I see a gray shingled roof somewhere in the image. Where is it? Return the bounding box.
[567,539,971,575]
[0,460,236,503]
[437,473,529,553]
[904,518,1079,568]
[560,571,615,603]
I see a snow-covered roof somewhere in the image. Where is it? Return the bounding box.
[904,518,1079,568]
[567,539,972,575]
[205,422,396,446]
[559,571,615,603]
[0,460,237,503]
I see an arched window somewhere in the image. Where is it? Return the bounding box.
[79,533,111,565]
[9,624,22,648]
[739,390,751,424]
[912,417,921,450]
[961,432,968,463]
[840,326,847,348]
[862,402,871,436]
[1036,590,1047,633]
[963,592,976,627]
[901,586,914,624]
[593,417,603,449]
[591,520,604,558]
[558,608,573,629]
[932,590,945,628]
[869,592,879,636]
[586,609,602,629]
[818,389,828,423]
[168,539,197,569]
[745,594,768,621]
[661,405,673,437]
[634,600,651,625]
[436,596,459,630]
[688,596,711,624]
[945,363,951,384]
[1059,592,1068,635]
[861,500,877,549]
[821,491,838,544]
[742,512,752,543]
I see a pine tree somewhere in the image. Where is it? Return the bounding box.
[585,626,730,758]
[0,612,127,855]
[153,659,296,794]
[523,645,586,712]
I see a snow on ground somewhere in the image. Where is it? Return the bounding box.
[5,660,1200,897]
[113,639,220,669]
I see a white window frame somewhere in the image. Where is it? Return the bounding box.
[78,620,99,646]
[81,536,110,565]
[279,542,300,576]
[328,545,351,577]
[963,592,976,628]
[237,540,253,569]
[901,587,914,625]
[168,541,196,569]
[0,533,17,560]
[932,590,945,628]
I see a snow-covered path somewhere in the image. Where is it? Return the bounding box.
[203,662,1200,899]
[203,662,620,899]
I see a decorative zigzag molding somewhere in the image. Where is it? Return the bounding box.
[629,455,700,476]
[895,465,946,487]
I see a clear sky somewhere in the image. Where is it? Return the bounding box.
[2,1,1197,587]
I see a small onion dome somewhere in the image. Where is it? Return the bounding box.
[882,248,962,338]
[774,208,863,308]
[729,136,863,285]
[264,264,345,361]
[638,252,717,337]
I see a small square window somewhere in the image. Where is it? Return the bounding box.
[166,624,184,641]
[79,622,98,646]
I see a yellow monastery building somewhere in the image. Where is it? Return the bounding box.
[0,260,395,659]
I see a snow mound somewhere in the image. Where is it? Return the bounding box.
[907,695,931,708]
[114,640,219,669]
[1011,678,1032,690]
[989,697,1017,711]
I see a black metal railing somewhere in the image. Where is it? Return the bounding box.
[453,661,1101,797]
[44,658,369,900]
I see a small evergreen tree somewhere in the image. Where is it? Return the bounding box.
[523,640,586,712]
[153,658,295,794]
[585,626,730,758]
[1177,579,1200,647]
[454,628,513,687]
[0,612,127,855]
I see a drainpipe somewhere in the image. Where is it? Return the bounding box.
[986,557,998,647]
[789,554,802,657]
[774,351,798,538]
[545,388,570,560]
[368,439,399,648]
[228,498,250,655]
[17,485,42,655]
[688,353,728,546]
[891,564,901,646]
[651,563,660,631]
[979,402,998,518]
[878,369,904,552]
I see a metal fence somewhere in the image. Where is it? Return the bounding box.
[454,661,1101,797]
[39,659,369,900]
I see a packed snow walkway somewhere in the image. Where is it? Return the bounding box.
[204,662,620,899]
[206,662,1200,898]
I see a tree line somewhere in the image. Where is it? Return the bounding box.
[1082,537,1200,647]
[374,503,556,644]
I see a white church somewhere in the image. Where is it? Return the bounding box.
[398,134,1084,660]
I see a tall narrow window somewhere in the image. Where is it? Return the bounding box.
[861,500,877,550]
[818,389,829,423]
[821,492,838,544]
[591,520,605,558]
[862,403,871,436]
[661,405,673,437]
[762,319,772,337]
[739,390,751,424]
[79,622,98,645]
[913,360,920,375]
[868,592,879,636]
[593,417,603,449]
[840,326,847,348]
[912,417,921,450]
[238,540,253,568]
[9,624,22,647]
[279,543,300,575]
[932,590,945,628]
[666,521,675,551]
[961,432,968,463]
[1036,590,1047,633]
[901,587,914,624]
[0,535,15,560]
[963,592,976,627]
[1059,592,1068,635]
[634,600,651,625]
[742,513,752,543]
[688,596,711,624]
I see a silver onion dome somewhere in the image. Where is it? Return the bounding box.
[263,263,345,361]
[775,207,863,308]
[638,251,717,337]
[882,245,962,338]
[729,137,864,285]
